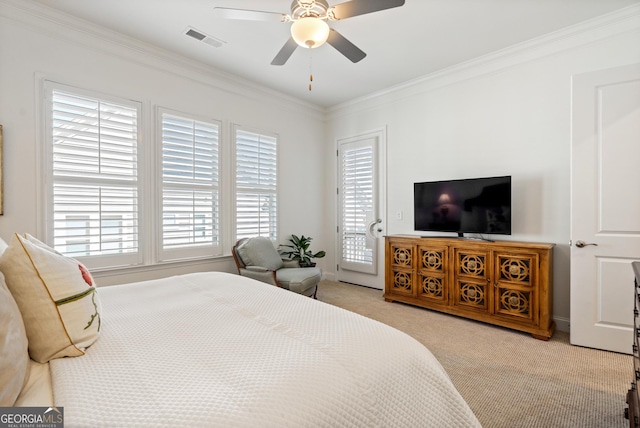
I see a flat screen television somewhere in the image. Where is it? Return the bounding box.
[414,175,511,236]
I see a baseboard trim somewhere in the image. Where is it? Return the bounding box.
[322,272,337,282]
[554,316,570,333]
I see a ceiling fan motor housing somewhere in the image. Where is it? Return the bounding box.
[290,0,329,19]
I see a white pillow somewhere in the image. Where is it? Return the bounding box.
[0,236,8,255]
[0,233,101,363]
[0,272,31,405]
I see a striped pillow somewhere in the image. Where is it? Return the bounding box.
[0,233,101,363]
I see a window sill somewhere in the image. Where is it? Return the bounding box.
[90,254,236,286]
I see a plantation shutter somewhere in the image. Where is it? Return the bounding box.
[341,145,374,264]
[235,128,278,240]
[49,88,139,264]
[161,112,220,255]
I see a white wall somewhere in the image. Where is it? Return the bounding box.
[2,0,639,327]
[325,8,640,331]
[0,2,327,285]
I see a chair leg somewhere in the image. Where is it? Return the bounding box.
[312,285,318,299]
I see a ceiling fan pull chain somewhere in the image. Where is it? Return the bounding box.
[309,54,313,91]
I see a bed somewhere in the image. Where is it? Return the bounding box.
[1,233,480,427]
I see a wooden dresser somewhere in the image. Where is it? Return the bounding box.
[384,235,555,340]
[627,262,640,427]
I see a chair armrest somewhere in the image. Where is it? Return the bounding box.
[282,259,299,268]
[238,267,278,286]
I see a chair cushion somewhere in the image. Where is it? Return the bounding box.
[276,267,322,295]
[237,237,284,271]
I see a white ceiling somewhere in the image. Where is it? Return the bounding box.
[30,0,640,107]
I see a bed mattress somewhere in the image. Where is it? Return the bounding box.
[50,272,480,427]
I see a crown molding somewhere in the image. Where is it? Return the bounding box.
[3,0,638,121]
[327,3,640,118]
[0,0,325,119]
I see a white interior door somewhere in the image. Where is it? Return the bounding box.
[336,129,386,289]
[570,63,640,354]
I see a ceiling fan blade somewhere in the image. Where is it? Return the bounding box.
[271,38,298,66]
[330,0,405,20]
[327,29,366,63]
[214,7,286,22]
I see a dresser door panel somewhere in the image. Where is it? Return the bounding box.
[493,253,538,324]
[453,249,491,313]
[417,245,448,304]
[389,242,416,297]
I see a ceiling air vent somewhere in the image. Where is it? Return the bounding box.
[184,27,225,48]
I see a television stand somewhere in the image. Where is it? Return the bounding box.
[384,235,555,340]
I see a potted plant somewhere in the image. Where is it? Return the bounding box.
[279,234,326,267]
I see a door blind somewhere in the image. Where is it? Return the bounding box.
[51,90,139,258]
[235,129,277,240]
[341,146,374,264]
[161,113,219,249]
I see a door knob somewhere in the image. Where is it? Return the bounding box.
[367,218,383,237]
[575,240,597,248]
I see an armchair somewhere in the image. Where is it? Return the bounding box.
[231,237,322,298]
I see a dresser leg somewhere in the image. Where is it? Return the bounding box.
[531,333,550,341]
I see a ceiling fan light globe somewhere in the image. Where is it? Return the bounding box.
[291,17,330,49]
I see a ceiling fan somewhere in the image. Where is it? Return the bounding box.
[214,0,405,66]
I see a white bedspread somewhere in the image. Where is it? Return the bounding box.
[50,272,480,427]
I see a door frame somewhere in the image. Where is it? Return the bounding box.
[335,127,387,289]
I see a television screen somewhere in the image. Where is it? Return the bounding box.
[414,176,511,235]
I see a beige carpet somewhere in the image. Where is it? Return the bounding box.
[316,280,633,428]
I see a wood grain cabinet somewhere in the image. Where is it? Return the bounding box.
[384,235,555,340]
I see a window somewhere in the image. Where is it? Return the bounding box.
[340,144,374,265]
[62,215,91,256]
[234,127,278,240]
[45,83,141,268]
[43,82,279,270]
[160,111,220,259]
